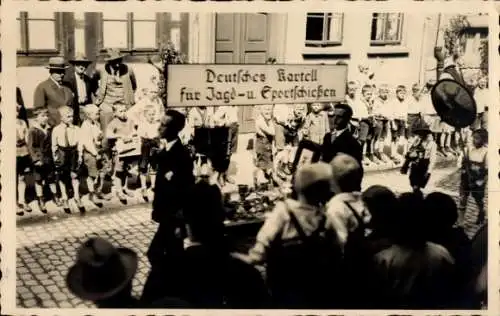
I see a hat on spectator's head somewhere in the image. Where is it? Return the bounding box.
[105,48,126,62]
[46,57,69,71]
[70,53,93,66]
[66,237,138,301]
[27,106,49,119]
[330,153,363,193]
[294,162,332,194]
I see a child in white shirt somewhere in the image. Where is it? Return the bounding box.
[137,105,161,201]
[78,104,104,208]
[52,106,83,213]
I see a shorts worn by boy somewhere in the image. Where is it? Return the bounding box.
[28,121,53,182]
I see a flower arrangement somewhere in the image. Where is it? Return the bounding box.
[147,41,187,107]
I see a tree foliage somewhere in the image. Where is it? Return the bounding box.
[156,41,187,107]
[443,15,470,58]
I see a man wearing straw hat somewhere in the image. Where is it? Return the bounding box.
[33,56,75,127]
[94,48,137,148]
[63,53,97,125]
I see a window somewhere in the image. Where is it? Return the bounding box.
[460,28,488,67]
[17,12,59,53]
[305,13,343,47]
[100,12,157,51]
[370,13,404,46]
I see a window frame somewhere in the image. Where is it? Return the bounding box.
[17,12,62,55]
[304,13,344,48]
[369,13,404,47]
[97,12,159,54]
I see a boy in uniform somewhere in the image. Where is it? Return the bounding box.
[78,104,105,208]
[17,103,32,215]
[390,85,409,161]
[106,102,139,204]
[360,84,376,166]
[27,107,58,213]
[52,106,83,213]
[301,102,330,145]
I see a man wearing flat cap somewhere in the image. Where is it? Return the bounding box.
[33,56,75,127]
[63,53,97,125]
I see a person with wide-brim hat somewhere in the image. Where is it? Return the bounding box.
[402,117,437,191]
[33,57,75,127]
[94,48,137,151]
[64,53,97,125]
[66,237,140,308]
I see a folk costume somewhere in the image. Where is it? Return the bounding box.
[400,119,437,190]
[94,49,137,148]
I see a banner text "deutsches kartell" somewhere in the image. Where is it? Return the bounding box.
[166,64,347,107]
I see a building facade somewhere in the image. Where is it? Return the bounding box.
[17,11,488,133]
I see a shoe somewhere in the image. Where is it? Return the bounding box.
[24,202,33,213]
[122,189,135,198]
[75,199,86,214]
[62,200,71,214]
[141,189,149,202]
[90,193,104,208]
[117,193,128,205]
[97,192,113,201]
[17,211,24,216]
[38,198,48,214]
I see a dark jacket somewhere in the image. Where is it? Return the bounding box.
[63,69,98,124]
[152,138,195,224]
[33,78,75,127]
[321,130,363,165]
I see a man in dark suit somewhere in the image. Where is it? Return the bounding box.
[321,103,363,165]
[63,53,97,125]
[33,57,75,127]
[147,109,195,269]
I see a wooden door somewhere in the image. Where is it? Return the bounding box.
[215,13,269,133]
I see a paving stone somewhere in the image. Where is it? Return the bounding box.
[37,292,51,301]
[44,300,58,308]
[20,291,34,300]
[17,286,29,294]
[17,267,29,274]
[25,280,38,286]
[31,268,44,275]
[53,292,68,301]
[32,285,46,294]
[24,298,37,308]
[41,279,55,286]
[59,301,73,308]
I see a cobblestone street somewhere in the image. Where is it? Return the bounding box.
[16,167,486,308]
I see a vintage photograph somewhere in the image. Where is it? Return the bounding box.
[13,10,489,310]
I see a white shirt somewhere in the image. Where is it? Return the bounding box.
[326,192,370,252]
[75,72,87,104]
[407,96,421,115]
[347,96,369,119]
[78,120,101,156]
[137,121,160,139]
[391,98,408,120]
[51,123,80,155]
[273,104,293,125]
[474,88,488,114]
[420,94,437,115]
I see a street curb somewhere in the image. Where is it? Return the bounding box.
[16,156,458,227]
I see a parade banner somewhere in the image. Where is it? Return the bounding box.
[166,64,348,107]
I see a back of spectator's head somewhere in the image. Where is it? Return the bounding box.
[393,191,426,245]
[184,181,226,246]
[294,162,333,206]
[334,103,354,120]
[165,109,186,134]
[424,192,458,230]
[472,128,488,145]
[330,153,363,193]
[362,185,397,231]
